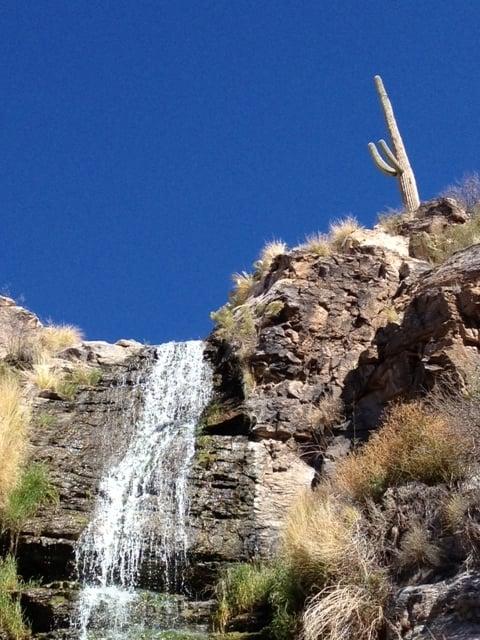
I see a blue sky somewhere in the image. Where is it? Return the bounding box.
[2,1,479,343]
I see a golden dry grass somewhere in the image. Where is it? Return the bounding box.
[302,574,389,640]
[254,240,287,276]
[335,402,467,502]
[283,489,360,587]
[23,361,63,393]
[230,272,256,307]
[329,216,361,250]
[0,377,30,508]
[40,324,83,355]
[286,490,390,640]
[299,233,332,257]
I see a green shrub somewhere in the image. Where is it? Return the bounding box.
[215,563,274,631]
[215,562,301,639]
[2,463,58,551]
[0,555,29,639]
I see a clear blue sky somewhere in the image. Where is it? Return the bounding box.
[2,1,479,343]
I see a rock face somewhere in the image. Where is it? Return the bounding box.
[8,198,480,638]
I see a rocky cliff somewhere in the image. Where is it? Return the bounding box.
[3,197,480,639]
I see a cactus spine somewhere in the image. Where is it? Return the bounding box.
[368,75,420,212]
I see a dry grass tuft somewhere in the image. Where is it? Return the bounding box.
[23,361,63,394]
[230,272,256,308]
[283,489,361,588]
[442,492,471,532]
[329,216,361,250]
[0,377,30,508]
[299,233,332,257]
[376,207,407,235]
[40,323,83,355]
[254,240,287,276]
[397,523,441,569]
[335,402,468,502]
[302,574,389,640]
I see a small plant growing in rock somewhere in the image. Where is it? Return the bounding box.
[254,240,287,277]
[298,232,332,257]
[1,463,58,553]
[230,272,256,308]
[68,364,102,387]
[397,522,441,570]
[200,401,224,429]
[215,562,300,639]
[35,412,57,428]
[263,301,285,318]
[376,206,407,235]
[329,216,361,250]
[23,360,63,394]
[0,554,29,639]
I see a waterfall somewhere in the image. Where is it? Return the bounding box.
[74,341,212,639]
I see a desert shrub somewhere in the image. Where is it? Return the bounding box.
[2,463,58,542]
[329,216,361,250]
[441,172,480,211]
[298,233,332,257]
[211,305,256,359]
[254,240,287,277]
[0,377,30,508]
[40,323,83,355]
[0,555,29,639]
[396,522,441,570]
[305,395,344,432]
[335,402,468,502]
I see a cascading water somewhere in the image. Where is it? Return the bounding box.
[74,341,212,639]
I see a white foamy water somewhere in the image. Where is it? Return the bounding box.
[74,341,212,639]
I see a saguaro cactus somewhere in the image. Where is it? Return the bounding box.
[368,75,420,212]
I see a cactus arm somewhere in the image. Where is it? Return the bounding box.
[368,142,398,177]
[378,139,403,174]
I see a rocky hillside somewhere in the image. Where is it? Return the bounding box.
[1,196,480,639]
[204,197,480,639]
